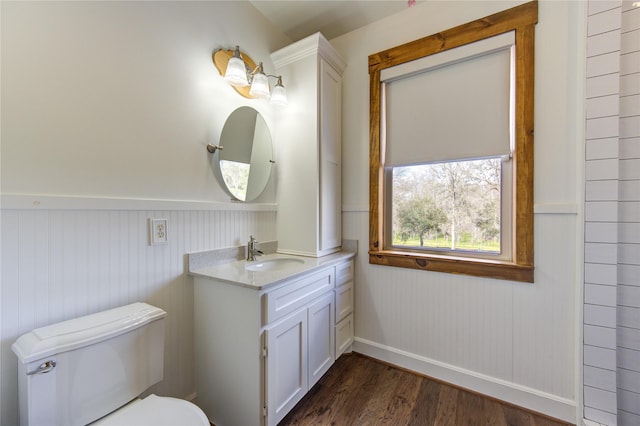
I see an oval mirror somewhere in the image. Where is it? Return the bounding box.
[216,107,273,202]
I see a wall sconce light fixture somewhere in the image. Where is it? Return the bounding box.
[213,46,287,106]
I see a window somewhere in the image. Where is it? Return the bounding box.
[390,157,510,258]
[220,160,250,201]
[368,1,537,282]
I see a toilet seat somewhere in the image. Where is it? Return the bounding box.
[94,394,209,426]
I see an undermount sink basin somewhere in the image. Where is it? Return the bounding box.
[245,257,305,272]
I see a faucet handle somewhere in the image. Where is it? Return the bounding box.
[249,235,257,243]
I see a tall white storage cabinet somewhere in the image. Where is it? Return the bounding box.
[272,33,345,257]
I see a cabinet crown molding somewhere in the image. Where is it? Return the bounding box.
[272,32,346,74]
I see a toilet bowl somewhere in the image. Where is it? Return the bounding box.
[94,394,209,425]
[12,302,209,426]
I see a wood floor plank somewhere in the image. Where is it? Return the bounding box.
[323,355,377,425]
[456,388,486,426]
[338,358,391,425]
[281,355,368,425]
[483,397,509,425]
[408,379,441,424]
[354,365,422,425]
[382,371,423,424]
[433,385,460,426]
[503,404,537,426]
[278,353,573,426]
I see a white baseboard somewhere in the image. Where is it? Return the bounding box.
[353,338,576,424]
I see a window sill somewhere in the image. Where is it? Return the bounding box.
[368,250,534,283]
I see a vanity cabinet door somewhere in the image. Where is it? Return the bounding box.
[319,58,342,253]
[335,281,353,323]
[336,313,354,358]
[265,308,308,426]
[335,260,354,358]
[307,291,335,388]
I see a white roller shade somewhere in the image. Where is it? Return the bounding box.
[383,32,514,166]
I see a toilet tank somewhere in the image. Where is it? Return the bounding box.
[12,302,167,426]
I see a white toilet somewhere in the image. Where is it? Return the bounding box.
[12,302,209,426]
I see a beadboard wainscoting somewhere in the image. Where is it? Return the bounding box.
[343,208,578,423]
[0,206,276,426]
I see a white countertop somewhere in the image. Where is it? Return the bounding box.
[189,251,356,290]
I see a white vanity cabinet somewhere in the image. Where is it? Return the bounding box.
[262,267,335,425]
[272,33,346,257]
[193,258,352,426]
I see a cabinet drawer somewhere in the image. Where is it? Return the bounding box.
[263,268,334,325]
[335,282,353,322]
[336,261,353,287]
[335,313,353,358]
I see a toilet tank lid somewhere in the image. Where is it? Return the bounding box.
[12,302,167,363]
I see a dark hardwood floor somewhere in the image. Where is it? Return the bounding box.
[279,353,573,426]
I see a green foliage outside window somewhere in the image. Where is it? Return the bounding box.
[392,158,502,253]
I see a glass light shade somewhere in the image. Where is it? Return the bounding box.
[224,56,249,87]
[249,72,270,98]
[270,83,288,107]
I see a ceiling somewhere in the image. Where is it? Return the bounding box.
[249,0,414,41]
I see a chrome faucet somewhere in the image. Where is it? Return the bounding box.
[247,235,264,261]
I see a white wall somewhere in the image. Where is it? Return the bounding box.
[332,1,585,422]
[0,0,601,424]
[0,2,288,425]
[1,1,289,202]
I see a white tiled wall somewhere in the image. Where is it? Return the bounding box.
[584,0,620,424]
[617,1,640,425]
[584,1,640,425]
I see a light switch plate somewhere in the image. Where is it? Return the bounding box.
[149,218,168,245]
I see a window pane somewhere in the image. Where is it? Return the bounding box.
[391,158,501,254]
[220,160,250,201]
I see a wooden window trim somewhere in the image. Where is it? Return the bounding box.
[368,1,537,283]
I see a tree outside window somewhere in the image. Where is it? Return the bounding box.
[392,158,502,254]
